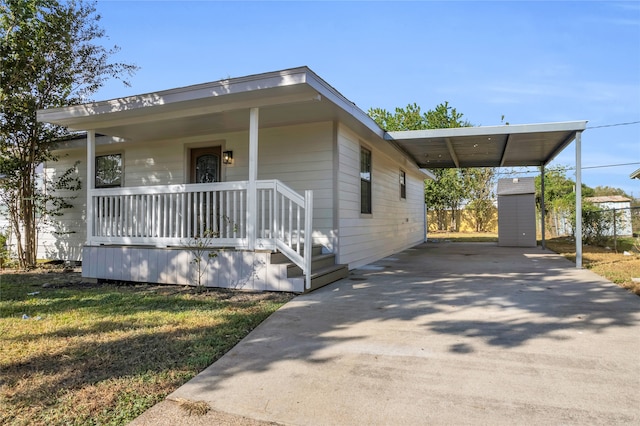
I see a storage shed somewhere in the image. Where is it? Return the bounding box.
[497,177,537,247]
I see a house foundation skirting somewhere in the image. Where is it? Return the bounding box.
[82,245,304,292]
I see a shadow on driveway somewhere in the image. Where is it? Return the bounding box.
[134,242,640,425]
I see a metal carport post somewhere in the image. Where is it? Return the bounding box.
[541,130,584,268]
[575,130,583,269]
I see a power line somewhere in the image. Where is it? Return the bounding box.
[581,162,640,170]
[586,121,640,129]
[497,162,640,176]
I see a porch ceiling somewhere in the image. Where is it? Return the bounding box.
[386,121,587,168]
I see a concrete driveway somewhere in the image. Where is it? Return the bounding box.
[131,242,640,425]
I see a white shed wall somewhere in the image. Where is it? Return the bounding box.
[590,201,633,236]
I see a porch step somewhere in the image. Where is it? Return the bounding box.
[285,253,339,277]
[269,245,323,264]
[306,264,349,293]
[269,247,349,293]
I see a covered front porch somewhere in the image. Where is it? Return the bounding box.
[37,68,364,291]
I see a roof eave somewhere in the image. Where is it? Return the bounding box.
[36,66,385,140]
[385,120,587,140]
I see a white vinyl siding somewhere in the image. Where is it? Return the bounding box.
[337,124,425,268]
[40,152,87,261]
[258,122,335,249]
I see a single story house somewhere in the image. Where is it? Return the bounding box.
[37,66,588,291]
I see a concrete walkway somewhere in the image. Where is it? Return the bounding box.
[131,242,640,425]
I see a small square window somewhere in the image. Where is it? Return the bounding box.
[400,170,406,199]
[95,154,122,188]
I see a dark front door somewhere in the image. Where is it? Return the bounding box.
[189,147,222,236]
[190,146,221,183]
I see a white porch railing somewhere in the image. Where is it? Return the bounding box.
[89,180,313,288]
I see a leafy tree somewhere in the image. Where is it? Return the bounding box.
[0,0,137,268]
[370,102,499,231]
[463,168,496,232]
[369,101,471,131]
[424,168,466,231]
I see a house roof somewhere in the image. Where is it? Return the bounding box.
[496,177,536,196]
[584,195,631,203]
[631,168,640,179]
[37,66,587,170]
[37,66,383,144]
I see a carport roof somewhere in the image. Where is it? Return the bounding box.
[385,121,587,169]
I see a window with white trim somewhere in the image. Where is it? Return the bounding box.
[95,153,122,188]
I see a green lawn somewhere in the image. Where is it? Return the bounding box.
[0,271,294,425]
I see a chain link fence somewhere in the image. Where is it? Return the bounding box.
[541,205,639,250]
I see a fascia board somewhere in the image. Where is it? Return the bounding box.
[303,70,385,139]
[419,168,437,180]
[386,120,588,140]
[37,66,314,126]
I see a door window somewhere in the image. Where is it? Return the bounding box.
[195,154,219,183]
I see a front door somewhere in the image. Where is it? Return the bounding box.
[190,147,221,183]
[190,147,222,236]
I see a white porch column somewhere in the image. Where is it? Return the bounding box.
[540,164,546,250]
[247,108,259,250]
[575,131,583,268]
[86,130,96,245]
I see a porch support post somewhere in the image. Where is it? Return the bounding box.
[86,130,95,245]
[540,163,546,250]
[247,107,259,250]
[575,131,583,268]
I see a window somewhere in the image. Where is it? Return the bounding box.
[400,170,406,199]
[95,154,122,188]
[360,147,372,214]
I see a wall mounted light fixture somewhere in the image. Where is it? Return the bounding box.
[222,151,233,165]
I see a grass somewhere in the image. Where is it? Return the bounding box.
[428,230,499,243]
[0,271,294,426]
[544,236,640,296]
[438,231,640,296]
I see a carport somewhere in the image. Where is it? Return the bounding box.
[385,121,588,267]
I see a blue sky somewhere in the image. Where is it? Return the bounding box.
[94,0,640,197]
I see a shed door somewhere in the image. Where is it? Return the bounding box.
[498,194,536,247]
